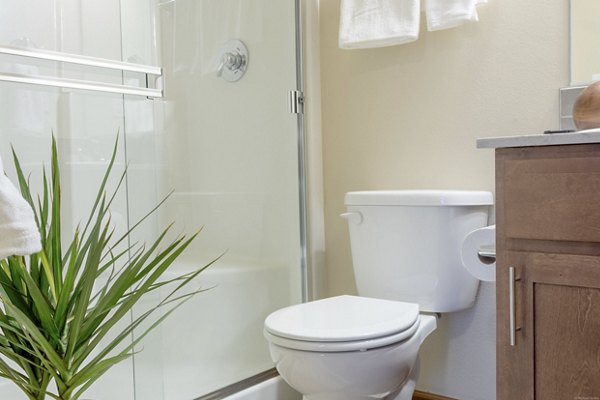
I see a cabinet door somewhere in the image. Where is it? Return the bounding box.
[498,251,600,400]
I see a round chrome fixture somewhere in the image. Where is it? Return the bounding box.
[216,39,249,82]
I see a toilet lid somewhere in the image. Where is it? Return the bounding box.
[264,295,419,343]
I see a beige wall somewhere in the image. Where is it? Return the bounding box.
[571,0,600,83]
[319,0,569,398]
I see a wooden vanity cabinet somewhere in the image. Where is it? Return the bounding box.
[496,144,600,400]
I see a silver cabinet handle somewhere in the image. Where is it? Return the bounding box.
[508,266,521,346]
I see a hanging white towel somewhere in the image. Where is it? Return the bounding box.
[339,0,420,49]
[425,0,484,32]
[0,155,42,259]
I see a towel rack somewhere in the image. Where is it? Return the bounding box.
[0,45,162,98]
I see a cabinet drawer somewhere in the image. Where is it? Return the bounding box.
[498,146,600,243]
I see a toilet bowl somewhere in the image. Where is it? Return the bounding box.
[264,295,437,400]
[264,190,493,400]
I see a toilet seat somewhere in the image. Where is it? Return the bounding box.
[264,295,420,352]
[264,319,420,352]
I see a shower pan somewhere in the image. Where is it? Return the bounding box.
[0,0,307,399]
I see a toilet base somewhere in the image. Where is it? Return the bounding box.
[300,357,420,400]
[388,356,419,400]
[269,316,437,400]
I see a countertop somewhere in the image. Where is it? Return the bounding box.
[477,129,600,149]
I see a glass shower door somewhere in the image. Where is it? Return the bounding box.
[0,0,304,398]
[125,0,303,399]
[0,1,159,399]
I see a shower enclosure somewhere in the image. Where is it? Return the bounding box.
[0,0,305,398]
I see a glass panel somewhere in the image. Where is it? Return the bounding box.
[0,0,61,52]
[127,0,302,398]
[0,0,155,64]
[0,1,302,399]
[120,0,160,66]
[0,85,135,399]
[0,1,141,398]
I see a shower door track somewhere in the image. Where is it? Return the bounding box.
[194,369,279,400]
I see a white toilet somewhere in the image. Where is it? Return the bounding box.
[264,190,493,400]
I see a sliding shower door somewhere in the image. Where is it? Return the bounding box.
[0,0,151,399]
[126,0,303,399]
[0,0,303,399]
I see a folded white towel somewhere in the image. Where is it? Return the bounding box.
[0,155,42,259]
[339,0,420,49]
[425,0,482,31]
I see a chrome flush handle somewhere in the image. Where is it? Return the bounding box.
[340,212,363,225]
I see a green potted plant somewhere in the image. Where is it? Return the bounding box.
[0,138,214,400]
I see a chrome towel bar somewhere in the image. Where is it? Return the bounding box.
[0,45,162,98]
[0,45,161,75]
[0,72,162,98]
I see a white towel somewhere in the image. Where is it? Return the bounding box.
[425,0,484,32]
[339,0,420,49]
[0,155,42,259]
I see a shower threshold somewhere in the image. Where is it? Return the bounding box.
[195,368,300,400]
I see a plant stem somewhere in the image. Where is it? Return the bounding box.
[57,384,75,400]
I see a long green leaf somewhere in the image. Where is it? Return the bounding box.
[49,136,62,294]
[54,230,80,333]
[64,215,105,362]
[77,135,121,242]
[10,146,40,227]
[17,258,60,344]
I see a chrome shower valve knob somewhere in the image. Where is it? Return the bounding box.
[216,39,249,82]
[217,52,245,76]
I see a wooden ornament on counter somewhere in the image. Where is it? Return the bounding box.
[573,81,600,130]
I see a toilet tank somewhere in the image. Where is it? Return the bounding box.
[343,190,493,313]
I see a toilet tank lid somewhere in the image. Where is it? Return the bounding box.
[345,190,493,206]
